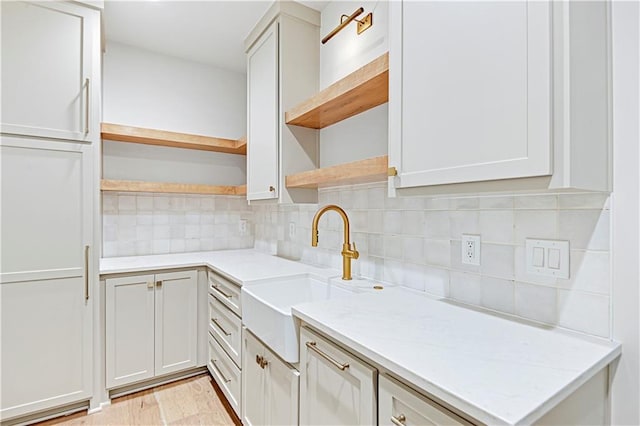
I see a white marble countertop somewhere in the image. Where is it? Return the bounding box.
[292,287,621,425]
[99,249,339,285]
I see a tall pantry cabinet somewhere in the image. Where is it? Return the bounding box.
[0,1,101,422]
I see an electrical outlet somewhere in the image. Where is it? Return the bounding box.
[239,219,247,236]
[461,234,481,266]
[288,222,296,239]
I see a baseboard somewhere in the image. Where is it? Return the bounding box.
[108,367,208,399]
[87,400,111,415]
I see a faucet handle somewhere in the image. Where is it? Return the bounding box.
[351,242,360,259]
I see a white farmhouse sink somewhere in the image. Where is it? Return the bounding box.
[241,275,354,363]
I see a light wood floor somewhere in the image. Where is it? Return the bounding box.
[36,374,238,426]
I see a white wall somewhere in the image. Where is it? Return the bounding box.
[101,41,250,256]
[103,41,245,138]
[611,2,640,424]
[102,41,247,186]
[318,0,388,167]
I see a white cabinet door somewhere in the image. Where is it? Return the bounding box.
[155,270,198,376]
[379,375,470,426]
[299,327,377,426]
[0,136,93,420]
[389,1,551,188]
[242,329,299,426]
[1,1,99,141]
[247,21,279,201]
[242,330,266,426]
[105,274,155,389]
[265,347,300,426]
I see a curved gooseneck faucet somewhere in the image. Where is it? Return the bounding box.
[311,205,359,280]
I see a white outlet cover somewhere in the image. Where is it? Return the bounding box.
[239,219,247,236]
[288,222,296,239]
[461,234,481,266]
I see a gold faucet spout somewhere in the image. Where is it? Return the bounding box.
[311,205,359,280]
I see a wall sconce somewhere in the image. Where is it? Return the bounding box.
[321,7,373,44]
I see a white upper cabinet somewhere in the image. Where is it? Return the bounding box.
[245,1,320,204]
[389,1,611,194]
[1,1,100,142]
[247,22,280,201]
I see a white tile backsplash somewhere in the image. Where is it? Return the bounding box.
[251,182,611,339]
[103,192,253,257]
[104,182,611,339]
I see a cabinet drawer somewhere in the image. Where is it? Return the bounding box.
[300,326,377,425]
[208,333,241,417]
[379,375,471,426]
[208,294,242,368]
[208,270,241,316]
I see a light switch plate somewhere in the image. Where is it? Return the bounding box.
[239,219,247,236]
[525,239,570,279]
[288,222,296,240]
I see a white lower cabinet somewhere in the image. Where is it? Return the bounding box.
[299,326,377,425]
[242,329,300,426]
[106,270,198,389]
[208,333,242,416]
[207,269,243,417]
[379,375,470,426]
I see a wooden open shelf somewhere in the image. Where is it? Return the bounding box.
[101,179,247,196]
[285,155,388,189]
[101,123,247,155]
[285,52,389,129]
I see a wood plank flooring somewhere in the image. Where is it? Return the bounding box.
[36,374,238,426]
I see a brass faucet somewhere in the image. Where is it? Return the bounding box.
[311,205,359,280]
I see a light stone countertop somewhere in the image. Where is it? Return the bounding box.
[292,286,621,425]
[101,250,620,424]
[99,249,340,285]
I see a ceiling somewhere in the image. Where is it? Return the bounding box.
[104,1,329,73]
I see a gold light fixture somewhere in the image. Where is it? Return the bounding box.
[321,7,373,44]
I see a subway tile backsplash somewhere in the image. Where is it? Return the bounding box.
[252,182,611,339]
[102,183,611,339]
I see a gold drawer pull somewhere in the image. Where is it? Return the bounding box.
[215,287,233,299]
[391,414,406,426]
[306,341,349,371]
[212,318,231,336]
[212,359,231,383]
[256,355,268,369]
[84,245,90,300]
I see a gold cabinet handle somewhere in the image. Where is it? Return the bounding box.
[212,318,231,336]
[215,287,233,299]
[391,414,406,426]
[388,166,398,177]
[84,78,90,135]
[212,359,232,383]
[147,281,154,289]
[269,186,275,192]
[306,341,349,371]
[84,245,90,301]
[156,280,162,287]
[255,354,269,369]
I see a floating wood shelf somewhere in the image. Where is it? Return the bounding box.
[285,155,388,189]
[101,179,247,196]
[285,52,389,129]
[101,123,247,155]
